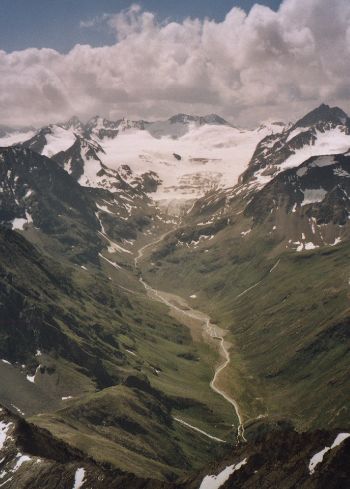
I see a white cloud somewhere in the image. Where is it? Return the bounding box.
[80,13,111,29]
[1,0,350,127]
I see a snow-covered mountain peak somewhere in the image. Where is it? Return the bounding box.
[3,104,350,215]
[84,116,121,140]
[60,115,84,132]
[20,124,77,158]
[117,118,148,132]
[86,115,117,129]
[0,113,291,213]
[241,104,350,191]
[84,116,149,140]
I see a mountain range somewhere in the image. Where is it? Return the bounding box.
[0,103,349,488]
[0,113,285,214]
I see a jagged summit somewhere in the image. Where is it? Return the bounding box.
[168,113,230,126]
[12,111,274,210]
[239,103,350,187]
[294,103,349,128]
[60,115,84,131]
[85,115,121,132]
[3,103,350,213]
[202,113,230,125]
[86,115,117,127]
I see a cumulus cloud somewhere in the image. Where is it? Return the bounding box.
[1,0,350,127]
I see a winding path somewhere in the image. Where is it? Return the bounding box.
[134,235,246,442]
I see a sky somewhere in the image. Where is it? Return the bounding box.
[1,0,350,128]
[0,1,283,52]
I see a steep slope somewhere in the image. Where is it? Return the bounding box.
[183,420,350,489]
[241,103,350,188]
[0,146,101,262]
[21,124,79,157]
[52,135,106,183]
[142,233,350,433]
[53,135,163,195]
[0,148,238,480]
[0,219,235,480]
[0,406,177,488]
[0,146,166,264]
[1,407,349,488]
[138,119,350,435]
[245,152,350,250]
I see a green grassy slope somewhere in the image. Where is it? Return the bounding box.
[0,225,236,480]
[141,210,350,433]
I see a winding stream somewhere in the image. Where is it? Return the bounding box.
[135,237,246,443]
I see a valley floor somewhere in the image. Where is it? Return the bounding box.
[134,230,247,443]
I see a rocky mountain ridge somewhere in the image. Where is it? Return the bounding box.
[1,407,349,488]
[0,113,286,214]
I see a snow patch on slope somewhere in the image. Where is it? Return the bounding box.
[199,458,247,489]
[301,188,327,206]
[72,468,86,489]
[12,212,33,231]
[309,433,350,475]
[286,127,309,143]
[0,421,12,451]
[13,454,31,472]
[41,126,76,158]
[280,128,350,172]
